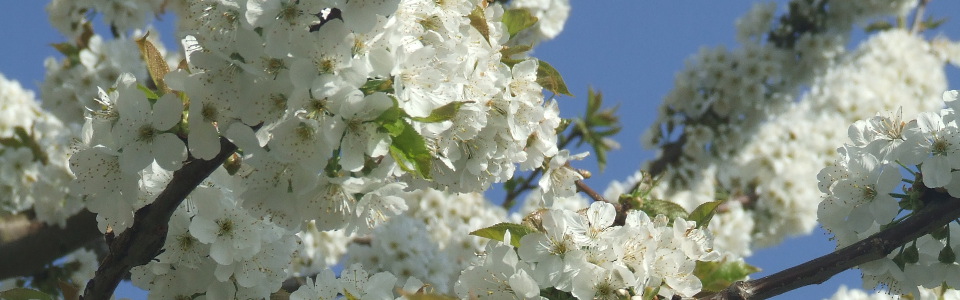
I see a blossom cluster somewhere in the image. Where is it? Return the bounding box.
[454,202,721,299]
[817,90,960,294]
[826,285,960,300]
[0,73,80,226]
[46,0,577,298]
[12,0,960,298]
[634,0,960,257]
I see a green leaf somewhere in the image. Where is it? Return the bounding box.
[501,44,533,67]
[0,288,55,300]
[586,88,601,116]
[641,286,660,300]
[502,9,538,38]
[374,99,407,125]
[410,101,467,123]
[50,43,79,57]
[688,201,722,229]
[469,222,536,248]
[468,5,491,44]
[360,78,395,96]
[374,96,432,178]
[387,119,433,179]
[921,16,949,32]
[0,137,21,148]
[136,32,171,94]
[637,199,688,222]
[576,88,621,171]
[863,20,893,33]
[137,84,160,100]
[536,59,572,96]
[694,260,761,293]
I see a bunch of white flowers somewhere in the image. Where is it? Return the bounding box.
[818,90,960,295]
[637,0,960,257]
[53,0,575,297]
[456,202,721,299]
[0,73,80,226]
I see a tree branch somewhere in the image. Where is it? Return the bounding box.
[80,137,237,300]
[647,134,686,178]
[0,210,100,280]
[575,180,605,203]
[701,189,960,300]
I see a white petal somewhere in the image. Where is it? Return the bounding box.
[870,197,899,223]
[917,112,944,133]
[188,122,221,160]
[943,90,959,103]
[509,269,540,299]
[152,93,183,130]
[153,133,187,171]
[209,239,235,265]
[245,0,279,27]
[587,201,616,228]
[116,87,149,120]
[922,155,952,188]
[120,141,153,174]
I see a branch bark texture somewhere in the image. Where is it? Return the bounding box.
[0,210,99,280]
[701,190,960,300]
[81,138,237,300]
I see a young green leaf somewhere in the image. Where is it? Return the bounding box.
[694,260,761,293]
[863,20,893,33]
[637,199,688,223]
[386,119,433,179]
[920,16,948,32]
[468,5,491,44]
[374,98,407,125]
[688,201,722,229]
[502,8,538,38]
[137,83,160,100]
[135,32,171,94]
[501,44,533,67]
[469,222,536,248]
[410,101,467,123]
[536,59,572,96]
[0,288,55,300]
[360,78,394,96]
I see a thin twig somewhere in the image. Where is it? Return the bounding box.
[81,137,238,300]
[502,129,583,209]
[575,180,606,203]
[910,0,930,34]
[701,189,960,300]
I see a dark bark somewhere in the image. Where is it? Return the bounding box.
[0,210,99,280]
[700,190,960,300]
[80,137,237,300]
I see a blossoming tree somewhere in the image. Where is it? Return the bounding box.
[2,0,960,299]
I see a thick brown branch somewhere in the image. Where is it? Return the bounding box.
[0,210,99,280]
[701,190,960,300]
[81,138,237,300]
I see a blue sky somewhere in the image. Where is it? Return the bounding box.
[3,1,960,299]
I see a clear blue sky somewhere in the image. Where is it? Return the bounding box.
[3,1,960,299]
